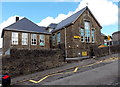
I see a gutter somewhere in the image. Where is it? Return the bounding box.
[2,29,51,36]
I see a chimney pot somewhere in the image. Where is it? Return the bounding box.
[16,17,19,22]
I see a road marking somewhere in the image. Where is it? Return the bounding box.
[73,67,78,72]
[27,57,119,84]
[101,57,118,63]
[29,67,79,83]
[29,75,50,83]
[29,80,38,83]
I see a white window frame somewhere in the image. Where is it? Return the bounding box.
[31,34,37,45]
[80,27,85,42]
[39,35,45,46]
[84,21,90,43]
[22,33,28,45]
[12,32,18,45]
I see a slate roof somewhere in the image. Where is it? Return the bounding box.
[2,17,50,37]
[52,7,86,32]
[112,31,120,35]
[48,23,57,29]
[52,6,102,32]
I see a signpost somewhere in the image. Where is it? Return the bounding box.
[108,35,111,41]
[107,35,111,55]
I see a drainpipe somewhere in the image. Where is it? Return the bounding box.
[29,33,31,50]
[64,27,67,58]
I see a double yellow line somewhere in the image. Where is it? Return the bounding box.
[29,57,118,84]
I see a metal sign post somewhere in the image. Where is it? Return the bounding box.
[108,35,111,55]
[109,41,111,55]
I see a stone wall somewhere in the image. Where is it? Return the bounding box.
[93,45,120,58]
[2,48,65,77]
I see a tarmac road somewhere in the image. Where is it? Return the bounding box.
[45,60,118,85]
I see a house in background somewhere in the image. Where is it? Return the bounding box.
[101,33,113,46]
[1,6,103,58]
[1,17,50,55]
[112,31,120,45]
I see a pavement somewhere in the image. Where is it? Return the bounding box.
[11,53,119,85]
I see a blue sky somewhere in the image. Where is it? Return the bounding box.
[0,0,119,48]
[1,1,118,35]
[2,2,79,23]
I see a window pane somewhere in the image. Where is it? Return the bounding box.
[84,21,90,43]
[22,33,28,45]
[12,32,18,45]
[40,35,45,46]
[31,34,37,45]
[52,34,55,46]
[80,28,84,42]
[57,32,61,44]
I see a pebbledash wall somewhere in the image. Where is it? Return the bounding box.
[2,48,65,77]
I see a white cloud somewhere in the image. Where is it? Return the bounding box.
[37,0,118,27]
[76,0,118,26]
[37,13,73,27]
[0,15,23,48]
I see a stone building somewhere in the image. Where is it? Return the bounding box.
[49,6,103,57]
[2,6,103,58]
[1,17,50,55]
[112,31,120,45]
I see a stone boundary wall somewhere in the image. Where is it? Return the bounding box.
[2,48,65,77]
[93,45,120,57]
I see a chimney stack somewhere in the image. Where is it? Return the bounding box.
[16,17,19,22]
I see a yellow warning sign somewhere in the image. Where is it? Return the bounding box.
[108,35,111,41]
[82,51,87,56]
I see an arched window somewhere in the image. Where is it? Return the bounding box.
[84,21,90,43]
